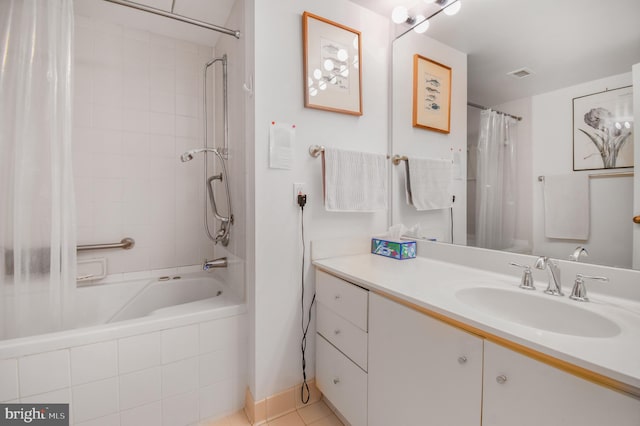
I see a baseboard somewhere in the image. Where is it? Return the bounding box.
[244,379,322,425]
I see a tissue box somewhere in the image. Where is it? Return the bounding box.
[371,237,416,260]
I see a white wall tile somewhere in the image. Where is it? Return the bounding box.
[149,112,175,136]
[118,332,161,374]
[70,341,118,386]
[0,359,18,402]
[199,316,241,354]
[150,90,175,114]
[199,380,233,421]
[122,108,150,133]
[119,367,161,411]
[199,350,238,387]
[122,132,150,156]
[175,94,198,118]
[120,401,161,426]
[21,387,70,404]
[161,325,198,364]
[175,116,199,139]
[93,129,123,155]
[75,414,120,426]
[92,105,123,131]
[162,391,198,426]
[72,377,119,423]
[19,350,70,397]
[161,357,198,398]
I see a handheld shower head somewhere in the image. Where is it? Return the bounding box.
[180,151,195,162]
[179,147,219,162]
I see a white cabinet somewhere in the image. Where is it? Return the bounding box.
[368,293,483,426]
[315,270,368,426]
[316,269,640,426]
[483,341,640,426]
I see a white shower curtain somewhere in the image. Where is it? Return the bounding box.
[475,110,518,250]
[0,0,76,339]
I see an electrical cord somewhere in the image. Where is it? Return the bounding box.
[298,193,315,404]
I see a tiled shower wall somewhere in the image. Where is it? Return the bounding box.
[73,15,215,274]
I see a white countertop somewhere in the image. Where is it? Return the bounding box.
[313,253,640,393]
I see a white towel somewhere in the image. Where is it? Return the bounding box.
[323,148,388,212]
[404,157,453,210]
[543,174,589,240]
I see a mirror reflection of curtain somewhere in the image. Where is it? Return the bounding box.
[475,110,518,250]
[0,0,76,339]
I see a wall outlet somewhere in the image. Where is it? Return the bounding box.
[293,183,305,204]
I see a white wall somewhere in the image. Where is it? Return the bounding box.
[251,0,390,400]
[391,31,467,243]
[532,72,633,268]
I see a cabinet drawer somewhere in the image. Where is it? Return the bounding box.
[316,270,368,331]
[316,334,367,426]
[317,302,368,371]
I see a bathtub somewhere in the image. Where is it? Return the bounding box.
[0,272,247,425]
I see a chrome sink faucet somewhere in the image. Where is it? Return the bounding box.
[569,246,589,262]
[534,256,564,296]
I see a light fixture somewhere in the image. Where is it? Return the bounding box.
[414,15,430,34]
[391,6,410,24]
[443,1,461,16]
[391,0,461,33]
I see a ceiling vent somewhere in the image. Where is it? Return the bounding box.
[507,67,534,79]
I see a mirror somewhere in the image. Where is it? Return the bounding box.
[384,0,640,269]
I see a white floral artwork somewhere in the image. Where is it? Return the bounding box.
[573,86,634,171]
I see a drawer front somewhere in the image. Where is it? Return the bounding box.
[316,334,367,426]
[317,302,368,371]
[316,270,368,331]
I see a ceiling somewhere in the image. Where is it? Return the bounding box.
[350,0,640,106]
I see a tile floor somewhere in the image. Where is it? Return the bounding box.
[203,400,344,426]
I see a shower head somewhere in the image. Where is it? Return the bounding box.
[180,147,220,162]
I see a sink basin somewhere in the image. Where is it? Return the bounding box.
[456,287,621,338]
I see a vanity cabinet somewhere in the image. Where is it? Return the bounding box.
[368,293,483,426]
[316,269,640,426]
[315,270,368,426]
[483,341,640,426]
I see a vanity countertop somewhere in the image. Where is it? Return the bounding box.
[313,253,640,394]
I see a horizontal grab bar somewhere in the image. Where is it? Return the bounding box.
[77,237,135,252]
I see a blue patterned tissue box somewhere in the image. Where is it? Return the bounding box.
[371,237,416,260]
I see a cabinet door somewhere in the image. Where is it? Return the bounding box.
[368,293,483,426]
[483,341,640,426]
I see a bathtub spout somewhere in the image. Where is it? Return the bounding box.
[203,257,227,271]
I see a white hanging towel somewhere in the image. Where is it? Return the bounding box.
[322,147,388,212]
[404,157,453,210]
[543,174,589,240]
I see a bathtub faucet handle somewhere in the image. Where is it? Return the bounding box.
[203,257,228,271]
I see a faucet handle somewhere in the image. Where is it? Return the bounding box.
[509,262,535,290]
[570,273,609,302]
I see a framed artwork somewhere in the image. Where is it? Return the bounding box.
[412,54,451,133]
[573,85,634,171]
[302,12,362,116]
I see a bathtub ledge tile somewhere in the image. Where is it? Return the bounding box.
[18,349,70,397]
[0,358,18,402]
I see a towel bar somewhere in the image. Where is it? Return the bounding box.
[309,145,325,157]
[391,155,408,165]
[538,171,634,182]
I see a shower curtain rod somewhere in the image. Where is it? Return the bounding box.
[102,0,241,39]
[467,102,522,121]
